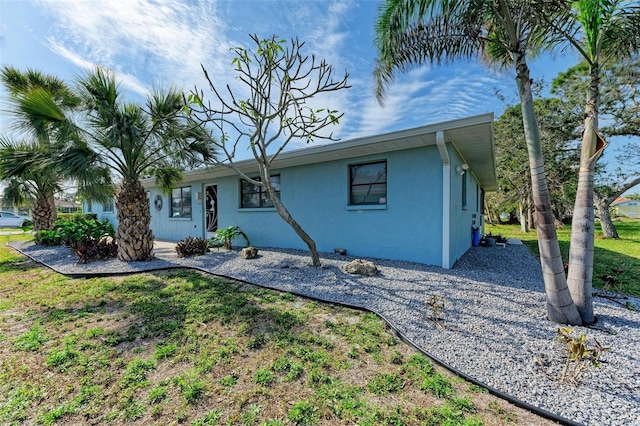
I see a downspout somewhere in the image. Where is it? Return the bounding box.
[436,131,450,268]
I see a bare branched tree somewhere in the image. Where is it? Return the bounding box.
[188,34,350,266]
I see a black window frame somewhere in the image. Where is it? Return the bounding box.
[240,175,281,208]
[349,160,387,206]
[170,186,192,218]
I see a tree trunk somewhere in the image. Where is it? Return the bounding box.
[597,200,618,239]
[519,199,528,233]
[515,53,582,325]
[32,191,56,231]
[594,176,640,239]
[115,177,154,261]
[567,65,604,325]
[260,166,321,266]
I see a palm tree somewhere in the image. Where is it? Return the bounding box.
[550,0,640,324]
[0,67,80,230]
[69,68,217,261]
[374,0,582,324]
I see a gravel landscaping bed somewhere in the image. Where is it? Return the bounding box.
[8,240,640,426]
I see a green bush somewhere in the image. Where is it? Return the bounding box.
[56,213,98,223]
[175,237,210,257]
[34,229,63,246]
[35,218,118,263]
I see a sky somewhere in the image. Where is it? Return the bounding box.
[0,0,588,146]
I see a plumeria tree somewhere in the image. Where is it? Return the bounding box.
[188,35,350,266]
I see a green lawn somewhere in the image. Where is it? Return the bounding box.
[486,218,640,297]
[0,235,551,425]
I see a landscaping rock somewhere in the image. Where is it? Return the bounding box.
[241,246,259,259]
[343,259,378,276]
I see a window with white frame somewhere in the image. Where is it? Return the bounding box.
[171,186,192,218]
[240,175,280,208]
[349,161,387,205]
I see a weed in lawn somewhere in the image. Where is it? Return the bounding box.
[174,371,206,404]
[220,373,238,387]
[12,325,48,351]
[45,344,81,372]
[421,371,453,397]
[191,409,222,425]
[368,372,404,394]
[242,403,262,425]
[284,362,305,382]
[247,333,267,350]
[121,358,156,388]
[287,400,317,425]
[389,349,404,365]
[254,367,275,386]
[154,341,178,360]
[148,384,168,403]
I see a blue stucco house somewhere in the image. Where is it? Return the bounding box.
[87,114,497,268]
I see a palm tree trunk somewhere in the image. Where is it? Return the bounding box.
[115,177,154,261]
[515,53,582,325]
[32,191,56,231]
[567,65,604,325]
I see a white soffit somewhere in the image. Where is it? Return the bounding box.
[144,113,498,191]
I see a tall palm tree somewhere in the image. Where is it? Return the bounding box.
[0,67,81,230]
[69,68,217,261]
[374,0,582,324]
[550,0,640,324]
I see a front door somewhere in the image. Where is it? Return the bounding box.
[205,184,218,238]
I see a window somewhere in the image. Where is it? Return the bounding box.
[349,161,387,205]
[86,201,92,213]
[171,186,192,218]
[241,175,280,208]
[102,199,114,213]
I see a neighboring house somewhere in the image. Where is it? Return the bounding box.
[0,197,79,215]
[611,197,640,218]
[85,198,116,222]
[85,114,497,268]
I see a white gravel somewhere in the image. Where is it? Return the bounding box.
[8,240,640,426]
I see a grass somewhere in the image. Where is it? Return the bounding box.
[486,218,640,297]
[0,235,555,425]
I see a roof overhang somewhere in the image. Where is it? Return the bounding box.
[143,113,497,191]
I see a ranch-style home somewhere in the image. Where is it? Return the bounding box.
[87,113,497,268]
[611,197,640,218]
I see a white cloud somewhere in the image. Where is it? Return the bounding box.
[38,0,230,94]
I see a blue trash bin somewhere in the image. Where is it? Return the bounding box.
[472,228,480,247]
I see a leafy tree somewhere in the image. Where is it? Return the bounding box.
[188,35,349,267]
[0,67,82,230]
[493,98,580,231]
[374,0,582,324]
[552,57,640,238]
[545,0,640,323]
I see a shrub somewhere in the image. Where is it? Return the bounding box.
[175,237,210,257]
[211,226,250,250]
[57,213,98,223]
[35,218,118,263]
[34,229,63,246]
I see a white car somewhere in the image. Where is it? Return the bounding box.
[0,211,32,228]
